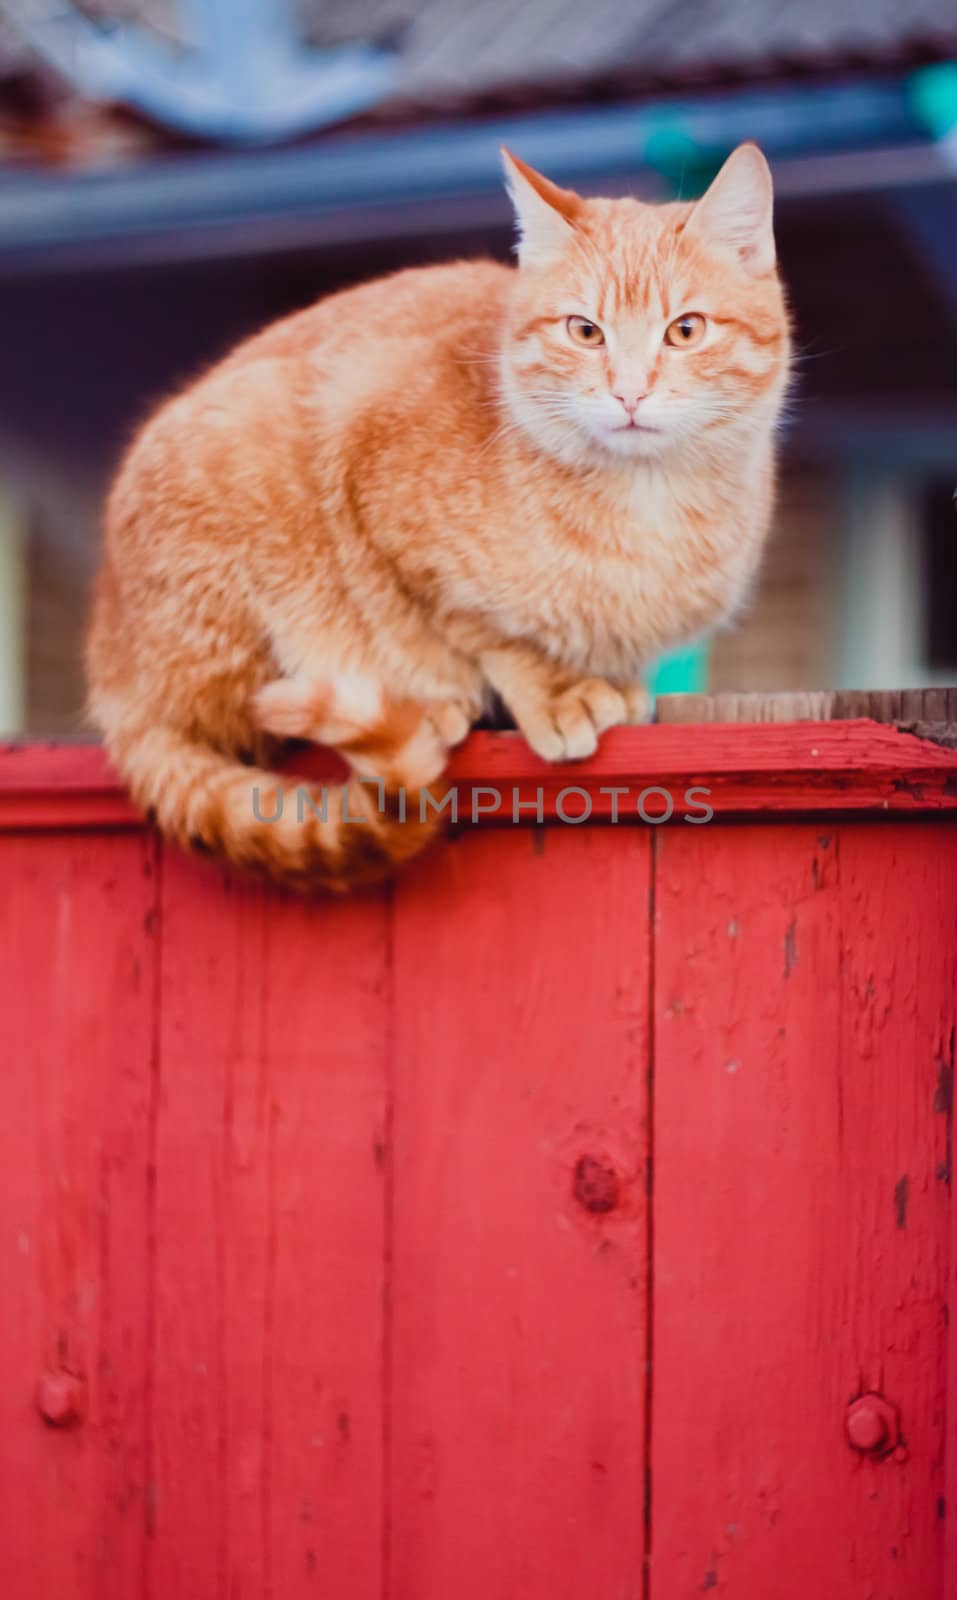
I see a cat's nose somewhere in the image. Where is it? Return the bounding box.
[613,392,648,418]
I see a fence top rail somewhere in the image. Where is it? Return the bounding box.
[2,696,957,832]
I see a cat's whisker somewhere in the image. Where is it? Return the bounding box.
[476,415,533,458]
[790,346,843,365]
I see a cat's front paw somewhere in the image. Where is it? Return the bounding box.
[254,677,333,740]
[515,678,631,762]
[425,698,473,750]
[621,683,653,725]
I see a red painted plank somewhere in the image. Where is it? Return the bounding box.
[3,722,957,833]
[948,1068,957,1600]
[262,872,391,1600]
[651,823,957,1597]
[0,742,139,828]
[149,848,388,1600]
[389,826,651,1599]
[0,832,157,1600]
[445,720,957,778]
[441,722,957,819]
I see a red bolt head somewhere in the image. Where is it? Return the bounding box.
[846,1394,899,1455]
[36,1370,85,1427]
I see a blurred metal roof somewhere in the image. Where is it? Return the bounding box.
[1,0,956,151]
[300,0,957,111]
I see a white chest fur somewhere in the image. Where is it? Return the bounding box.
[479,456,770,679]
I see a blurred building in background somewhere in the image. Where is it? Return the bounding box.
[0,0,956,732]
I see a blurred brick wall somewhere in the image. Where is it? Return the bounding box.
[711,460,839,692]
[26,521,92,734]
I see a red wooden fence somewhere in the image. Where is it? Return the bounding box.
[1,721,956,1600]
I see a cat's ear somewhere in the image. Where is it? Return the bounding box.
[500,148,582,268]
[683,143,775,276]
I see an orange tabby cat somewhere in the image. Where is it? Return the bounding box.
[87,143,790,889]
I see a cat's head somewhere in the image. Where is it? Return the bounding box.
[499,144,790,465]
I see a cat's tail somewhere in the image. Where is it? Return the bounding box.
[103,721,445,892]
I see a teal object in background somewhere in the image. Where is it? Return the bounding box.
[640,107,724,196]
[908,61,957,140]
[647,642,710,697]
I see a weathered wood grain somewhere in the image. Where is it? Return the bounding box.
[150,848,389,1599]
[656,687,957,732]
[0,832,157,1598]
[651,822,957,1598]
[389,826,651,1599]
[441,721,957,819]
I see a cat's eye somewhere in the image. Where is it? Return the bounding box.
[566,316,605,347]
[665,313,707,349]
